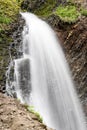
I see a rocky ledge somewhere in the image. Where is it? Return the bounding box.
[0,93,52,130]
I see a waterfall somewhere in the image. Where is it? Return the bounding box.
[8,12,86,130]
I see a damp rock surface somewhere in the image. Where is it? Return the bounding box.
[52,16,87,116]
[57,17,87,101]
[0,15,24,94]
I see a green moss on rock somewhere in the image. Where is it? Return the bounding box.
[21,0,87,24]
[34,0,57,17]
[54,5,80,23]
[80,8,87,16]
[24,104,43,123]
[21,0,57,18]
[0,0,23,30]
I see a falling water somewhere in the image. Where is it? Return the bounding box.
[12,13,86,130]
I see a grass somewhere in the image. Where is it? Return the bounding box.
[54,5,80,23]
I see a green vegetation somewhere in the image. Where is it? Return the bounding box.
[0,0,87,28]
[24,104,43,123]
[34,0,56,17]
[54,5,80,23]
[0,16,11,24]
[0,0,23,30]
[33,0,87,23]
[80,8,87,16]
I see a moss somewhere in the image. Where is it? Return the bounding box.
[0,56,3,61]
[54,5,80,23]
[0,0,23,31]
[21,0,57,17]
[24,104,43,123]
[33,0,57,17]
[0,75,3,81]
[0,16,11,24]
[67,1,87,17]
[0,38,3,42]
[80,8,87,16]
[21,0,86,23]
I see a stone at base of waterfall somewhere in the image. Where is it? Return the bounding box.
[0,93,53,130]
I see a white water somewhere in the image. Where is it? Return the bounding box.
[14,12,86,130]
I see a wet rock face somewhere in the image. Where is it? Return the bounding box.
[53,16,87,102]
[64,18,87,101]
[21,0,46,11]
[54,17,87,117]
[21,0,67,12]
[9,15,24,60]
[0,15,25,94]
[5,15,25,97]
[0,30,11,93]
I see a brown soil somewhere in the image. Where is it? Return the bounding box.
[0,93,52,130]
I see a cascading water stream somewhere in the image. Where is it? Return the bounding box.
[8,12,86,130]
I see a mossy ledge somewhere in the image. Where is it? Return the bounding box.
[21,0,87,24]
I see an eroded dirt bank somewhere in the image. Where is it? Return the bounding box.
[0,93,52,130]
